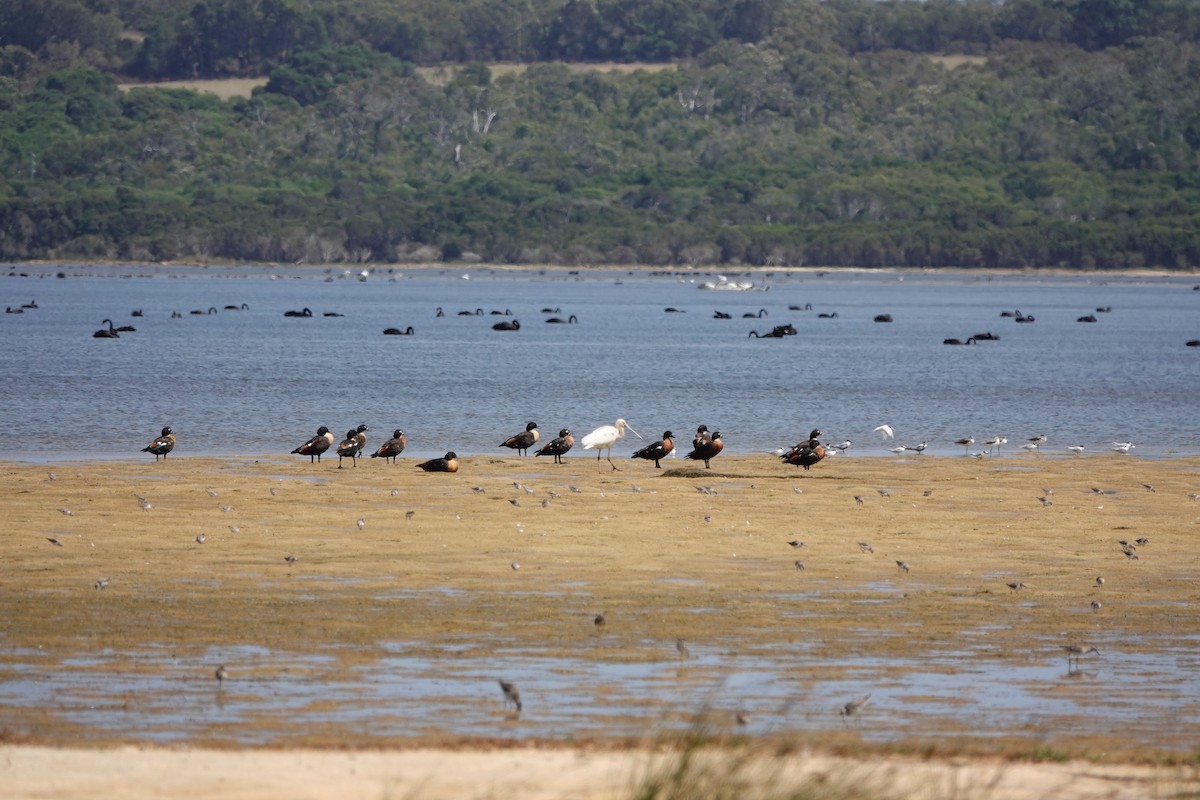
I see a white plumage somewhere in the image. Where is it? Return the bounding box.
[581,418,641,471]
[873,424,895,440]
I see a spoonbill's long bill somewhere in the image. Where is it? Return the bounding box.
[581,419,641,471]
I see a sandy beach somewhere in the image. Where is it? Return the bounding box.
[2,451,1198,798]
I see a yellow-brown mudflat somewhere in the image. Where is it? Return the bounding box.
[2,453,1198,799]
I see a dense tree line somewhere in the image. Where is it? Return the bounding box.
[0,0,1198,268]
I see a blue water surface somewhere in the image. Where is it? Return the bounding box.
[2,264,1197,461]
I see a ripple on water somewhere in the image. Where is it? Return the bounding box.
[0,639,1196,748]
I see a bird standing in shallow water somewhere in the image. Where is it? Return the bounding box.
[632,431,675,468]
[141,426,176,461]
[499,422,539,455]
[417,452,459,472]
[371,429,407,463]
[686,430,724,468]
[534,429,574,463]
[581,419,641,471]
[292,426,334,462]
[839,694,871,719]
[498,679,522,712]
[1063,645,1099,672]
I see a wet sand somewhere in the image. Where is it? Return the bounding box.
[2,451,1199,797]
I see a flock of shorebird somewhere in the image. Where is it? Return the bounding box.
[138,420,1139,469]
[282,419,735,474]
[123,417,1170,724]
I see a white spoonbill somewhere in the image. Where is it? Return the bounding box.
[581,419,641,471]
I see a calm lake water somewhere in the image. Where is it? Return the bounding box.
[4,263,1200,750]
[2,263,1198,461]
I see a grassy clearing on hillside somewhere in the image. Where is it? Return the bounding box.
[117,78,267,99]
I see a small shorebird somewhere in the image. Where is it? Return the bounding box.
[984,436,1007,455]
[593,612,606,629]
[292,426,334,463]
[498,679,522,712]
[1028,434,1047,450]
[141,426,176,461]
[1067,444,1086,455]
[904,441,927,454]
[416,452,459,472]
[1063,645,1099,671]
[896,560,910,573]
[500,421,539,455]
[675,638,691,659]
[858,541,874,554]
[954,436,974,455]
[839,694,871,719]
[215,665,228,684]
[534,429,574,464]
[1006,581,1026,592]
[632,431,675,468]
[1112,441,1135,453]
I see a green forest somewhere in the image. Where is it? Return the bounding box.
[1,0,1199,268]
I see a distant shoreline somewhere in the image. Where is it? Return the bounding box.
[7,259,1198,280]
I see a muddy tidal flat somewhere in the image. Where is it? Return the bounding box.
[2,453,1199,798]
